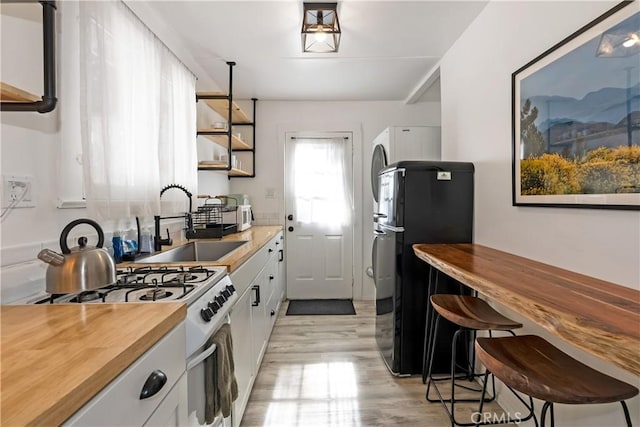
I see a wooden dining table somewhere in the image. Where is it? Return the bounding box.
[413,243,640,377]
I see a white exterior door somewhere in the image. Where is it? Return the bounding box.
[285,132,354,300]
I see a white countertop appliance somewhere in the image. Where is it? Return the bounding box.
[220,194,252,232]
[231,205,252,231]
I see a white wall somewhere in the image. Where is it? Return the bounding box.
[229,100,441,299]
[0,2,229,302]
[0,4,84,301]
[439,1,639,425]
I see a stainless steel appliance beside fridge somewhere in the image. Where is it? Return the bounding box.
[373,160,474,376]
[371,126,441,211]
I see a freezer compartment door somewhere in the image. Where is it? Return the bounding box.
[376,168,404,228]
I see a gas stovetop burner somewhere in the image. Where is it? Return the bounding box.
[139,288,173,301]
[118,273,142,285]
[69,291,104,303]
[24,265,228,306]
[167,272,197,283]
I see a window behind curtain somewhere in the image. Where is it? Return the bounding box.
[79,0,196,221]
[293,137,351,226]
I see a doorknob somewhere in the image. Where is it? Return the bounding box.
[287,214,293,221]
[288,226,294,232]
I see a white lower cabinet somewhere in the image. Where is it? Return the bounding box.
[251,268,269,372]
[229,231,285,427]
[275,233,286,303]
[144,372,188,426]
[64,324,187,426]
[229,285,255,426]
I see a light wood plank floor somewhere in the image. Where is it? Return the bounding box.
[240,300,514,427]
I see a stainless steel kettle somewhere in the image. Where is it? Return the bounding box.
[37,219,116,294]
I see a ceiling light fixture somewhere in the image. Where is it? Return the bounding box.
[301,2,341,53]
[622,33,639,48]
[596,12,640,58]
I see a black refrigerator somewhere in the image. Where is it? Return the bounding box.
[373,160,474,376]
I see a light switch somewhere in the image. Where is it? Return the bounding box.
[265,188,276,199]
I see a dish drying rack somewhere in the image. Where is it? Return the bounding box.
[185,196,238,239]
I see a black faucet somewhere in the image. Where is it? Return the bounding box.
[153,218,175,252]
[154,184,194,252]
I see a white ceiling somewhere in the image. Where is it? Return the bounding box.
[127,1,488,102]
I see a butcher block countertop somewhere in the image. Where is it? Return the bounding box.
[125,225,283,272]
[1,303,186,426]
[413,243,640,376]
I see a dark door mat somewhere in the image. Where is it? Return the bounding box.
[286,299,356,316]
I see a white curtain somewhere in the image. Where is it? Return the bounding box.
[293,137,352,226]
[79,0,196,221]
[158,45,198,214]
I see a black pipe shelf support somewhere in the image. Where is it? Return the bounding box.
[196,62,257,178]
[1,0,57,113]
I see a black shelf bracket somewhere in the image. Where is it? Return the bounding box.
[1,0,57,113]
[231,97,258,179]
[196,62,257,178]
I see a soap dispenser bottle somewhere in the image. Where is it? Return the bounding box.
[112,230,124,263]
[140,226,153,254]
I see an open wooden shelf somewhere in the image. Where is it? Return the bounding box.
[1,82,40,102]
[197,162,252,176]
[195,63,256,179]
[228,167,252,177]
[198,162,227,171]
[197,131,252,150]
[196,92,251,124]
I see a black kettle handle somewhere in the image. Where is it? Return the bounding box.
[60,218,105,254]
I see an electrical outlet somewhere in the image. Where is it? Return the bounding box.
[2,175,35,208]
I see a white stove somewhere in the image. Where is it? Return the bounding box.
[22,265,237,358]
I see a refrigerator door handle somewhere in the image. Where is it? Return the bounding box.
[380,224,404,233]
[372,236,378,285]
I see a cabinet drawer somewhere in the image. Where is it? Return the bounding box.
[265,289,280,333]
[64,324,186,426]
[231,243,270,296]
[144,372,187,426]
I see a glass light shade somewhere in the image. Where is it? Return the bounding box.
[302,3,341,53]
[596,11,640,58]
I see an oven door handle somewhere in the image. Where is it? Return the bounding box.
[186,343,217,371]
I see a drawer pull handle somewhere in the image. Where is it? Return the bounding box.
[140,370,167,400]
[278,249,283,262]
[252,285,261,306]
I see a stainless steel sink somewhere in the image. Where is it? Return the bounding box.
[138,240,249,263]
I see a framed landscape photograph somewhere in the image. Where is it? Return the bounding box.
[512,1,640,209]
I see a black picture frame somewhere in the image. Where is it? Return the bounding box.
[512,1,639,210]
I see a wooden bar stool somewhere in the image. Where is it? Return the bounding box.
[476,335,639,426]
[425,295,534,426]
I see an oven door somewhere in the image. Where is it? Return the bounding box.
[186,323,230,427]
